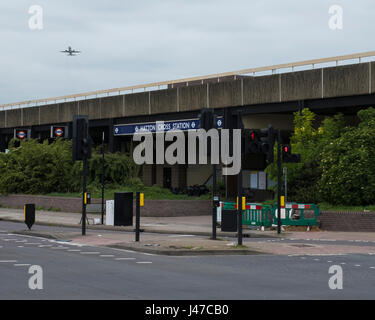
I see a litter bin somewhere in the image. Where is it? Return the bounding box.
[24,203,35,230]
[114,192,133,226]
[221,209,237,232]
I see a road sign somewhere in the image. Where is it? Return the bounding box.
[14,129,31,140]
[51,126,68,139]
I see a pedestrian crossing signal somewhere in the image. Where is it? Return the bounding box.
[282,144,301,163]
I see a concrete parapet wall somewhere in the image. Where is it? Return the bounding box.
[1,62,374,128]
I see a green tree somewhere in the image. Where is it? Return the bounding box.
[266,108,345,204]
[319,108,375,205]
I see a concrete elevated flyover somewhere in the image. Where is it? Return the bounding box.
[1,51,375,193]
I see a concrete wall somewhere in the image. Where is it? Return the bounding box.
[242,114,294,130]
[1,62,374,128]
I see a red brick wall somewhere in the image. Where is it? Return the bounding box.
[319,211,375,232]
[0,194,211,217]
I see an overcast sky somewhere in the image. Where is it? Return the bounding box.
[0,0,374,104]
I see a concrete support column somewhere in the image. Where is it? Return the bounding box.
[108,120,120,153]
[156,165,164,188]
[142,165,153,187]
[171,165,187,191]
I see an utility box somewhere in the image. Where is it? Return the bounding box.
[105,200,114,226]
[221,210,237,232]
[114,192,133,226]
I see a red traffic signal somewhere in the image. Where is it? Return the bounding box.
[282,144,301,163]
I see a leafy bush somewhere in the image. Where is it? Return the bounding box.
[319,108,375,205]
[266,108,346,204]
[0,138,140,195]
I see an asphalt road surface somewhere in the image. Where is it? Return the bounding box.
[0,221,374,300]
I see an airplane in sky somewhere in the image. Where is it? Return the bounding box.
[60,46,81,56]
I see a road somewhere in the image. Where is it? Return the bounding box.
[0,221,374,300]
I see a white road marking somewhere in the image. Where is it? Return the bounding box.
[340,262,346,265]
[314,259,320,261]
[0,260,18,263]
[14,264,31,267]
[354,265,361,267]
[370,267,375,269]
[168,235,195,238]
[24,243,42,245]
[115,258,136,261]
[17,246,24,248]
[80,252,100,255]
[136,262,152,264]
[141,252,156,256]
[68,249,81,252]
[100,255,115,258]
[38,245,53,248]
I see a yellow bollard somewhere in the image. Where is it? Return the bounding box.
[140,193,144,207]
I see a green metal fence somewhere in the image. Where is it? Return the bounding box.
[271,203,320,226]
[219,202,273,227]
[218,202,320,227]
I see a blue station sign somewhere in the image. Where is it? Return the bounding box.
[114,117,223,136]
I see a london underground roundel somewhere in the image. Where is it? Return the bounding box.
[17,130,26,140]
[54,127,64,137]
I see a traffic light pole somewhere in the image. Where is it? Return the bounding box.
[237,114,243,246]
[135,192,140,242]
[212,164,217,240]
[101,131,105,225]
[277,130,282,235]
[82,155,87,236]
[237,170,243,245]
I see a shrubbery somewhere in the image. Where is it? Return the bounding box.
[319,108,375,205]
[0,138,140,195]
[266,107,375,206]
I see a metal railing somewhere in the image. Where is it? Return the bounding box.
[1,50,375,110]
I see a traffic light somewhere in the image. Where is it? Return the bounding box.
[282,144,301,163]
[260,125,275,163]
[73,115,92,161]
[242,126,275,163]
[243,129,261,153]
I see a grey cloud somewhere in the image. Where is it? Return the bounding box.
[0,0,374,104]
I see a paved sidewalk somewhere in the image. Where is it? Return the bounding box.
[0,207,275,237]
[1,207,375,256]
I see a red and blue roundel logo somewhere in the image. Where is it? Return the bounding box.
[17,130,26,139]
[54,128,64,137]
